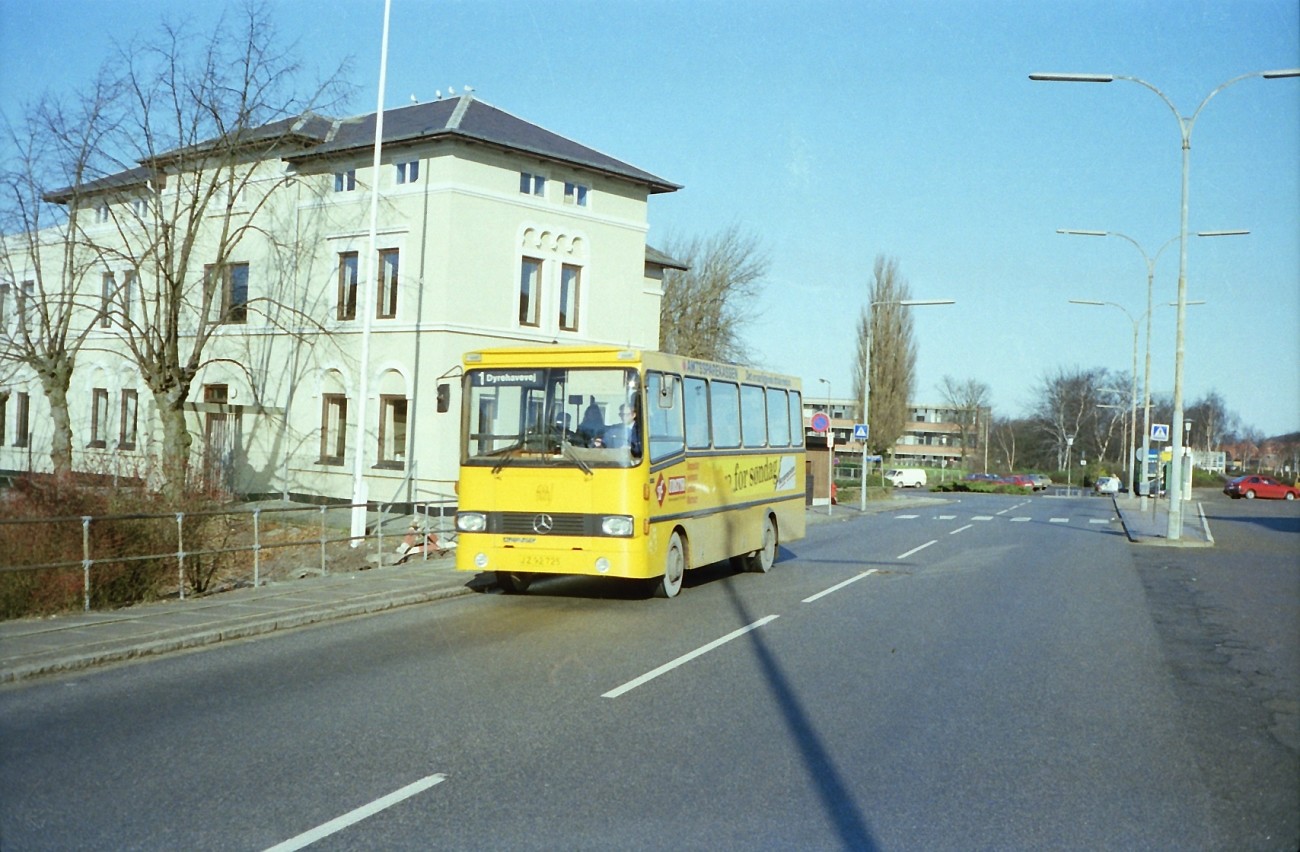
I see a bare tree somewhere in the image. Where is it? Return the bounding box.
[43,2,350,498]
[1185,390,1236,452]
[0,70,123,476]
[938,375,992,469]
[659,224,767,362]
[1030,366,1113,470]
[852,255,915,457]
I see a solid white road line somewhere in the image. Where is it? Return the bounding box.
[602,615,780,699]
[264,773,447,852]
[897,540,937,560]
[802,570,878,604]
[949,524,973,535]
[896,514,920,519]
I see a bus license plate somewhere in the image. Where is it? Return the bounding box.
[519,554,560,568]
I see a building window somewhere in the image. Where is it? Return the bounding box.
[209,263,250,324]
[119,389,138,450]
[0,282,8,324]
[122,270,135,324]
[132,198,148,218]
[90,388,110,448]
[519,171,545,196]
[17,280,33,327]
[334,170,356,192]
[95,203,110,223]
[204,384,229,405]
[378,395,407,467]
[0,392,7,445]
[377,249,399,319]
[100,272,115,328]
[396,160,419,184]
[518,257,542,326]
[559,264,581,331]
[320,394,347,465]
[14,392,29,447]
[563,181,588,207]
[337,252,358,320]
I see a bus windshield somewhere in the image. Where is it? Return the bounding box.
[463,366,642,468]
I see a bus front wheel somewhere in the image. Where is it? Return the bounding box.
[656,532,685,598]
[497,571,533,594]
[742,515,778,573]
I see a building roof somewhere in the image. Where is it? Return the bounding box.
[644,244,689,271]
[47,95,680,201]
[286,94,680,193]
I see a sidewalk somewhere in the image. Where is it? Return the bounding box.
[1112,493,1215,547]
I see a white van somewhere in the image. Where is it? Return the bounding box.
[884,468,927,489]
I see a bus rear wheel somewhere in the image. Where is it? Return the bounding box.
[741,515,778,573]
[497,571,533,594]
[656,532,685,598]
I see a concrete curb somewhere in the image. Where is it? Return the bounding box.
[2,585,477,683]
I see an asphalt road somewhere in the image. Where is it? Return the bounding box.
[1,492,1296,850]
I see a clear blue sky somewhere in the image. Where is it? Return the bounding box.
[3,0,1297,435]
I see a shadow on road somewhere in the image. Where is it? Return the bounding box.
[723,580,881,850]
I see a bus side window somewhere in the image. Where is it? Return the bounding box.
[710,381,741,449]
[647,371,684,463]
[683,377,710,449]
[788,390,804,447]
[740,384,767,448]
[767,388,791,447]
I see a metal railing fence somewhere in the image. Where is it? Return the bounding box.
[0,496,458,614]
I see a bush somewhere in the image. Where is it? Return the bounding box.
[0,475,236,619]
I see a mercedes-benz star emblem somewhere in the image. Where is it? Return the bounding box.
[532,514,554,534]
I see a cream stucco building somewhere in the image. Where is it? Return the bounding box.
[0,95,681,506]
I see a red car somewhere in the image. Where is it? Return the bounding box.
[1223,475,1300,501]
[1001,474,1036,490]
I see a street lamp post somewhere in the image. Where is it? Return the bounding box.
[819,378,832,516]
[1058,229,1246,508]
[1069,300,1139,498]
[1033,68,1299,539]
[860,299,954,512]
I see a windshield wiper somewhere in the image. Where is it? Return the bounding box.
[489,444,522,474]
[560,441,593,476]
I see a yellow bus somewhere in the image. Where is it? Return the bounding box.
[454,346,806,597]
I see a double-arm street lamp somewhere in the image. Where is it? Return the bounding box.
[860,299,955,512]
[1032,67,1299,539]
[1059,229,1246,507]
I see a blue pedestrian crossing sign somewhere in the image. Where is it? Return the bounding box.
[1150,423,1170,442]
[853,423,869,441]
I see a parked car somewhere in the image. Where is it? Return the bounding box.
[964,472,1000,482]
[1001,474,1036,490]
[885,468,928,488]
[1094,475,1121,495]
[1027,474,1052,491]
[1223,475,1300,500]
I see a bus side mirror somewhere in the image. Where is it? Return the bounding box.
[436,383,450,413]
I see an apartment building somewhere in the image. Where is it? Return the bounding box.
[803,398,988,468]
[0,95,681,504]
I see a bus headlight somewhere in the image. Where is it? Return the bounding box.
[456,512,487,533]
[601,515,634,537]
